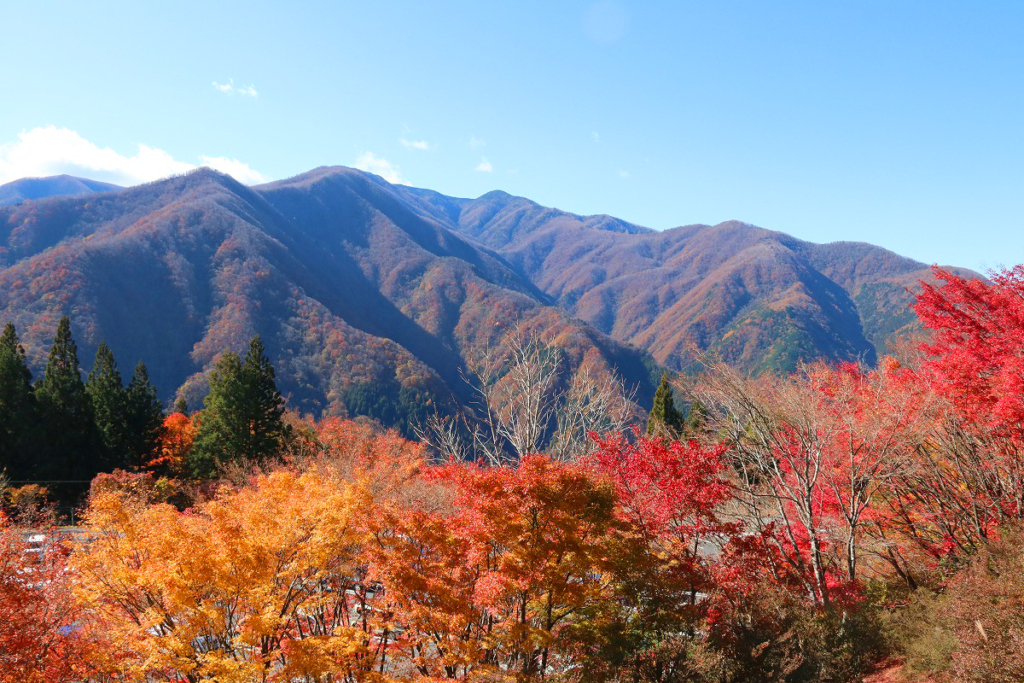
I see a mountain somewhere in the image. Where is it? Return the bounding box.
[381,187,977,373]
[0,167,661,432]
[0,175,122,206]
[0,165,976,434]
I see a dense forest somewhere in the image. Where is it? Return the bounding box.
[3,265,1024,682]
[0,317,163,495]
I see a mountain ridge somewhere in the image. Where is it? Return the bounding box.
[374,174,972,372]
[0,167,976,432]
[0,174,122,206]
[0,168,663,433]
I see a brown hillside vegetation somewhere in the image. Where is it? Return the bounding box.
[388,185,977,373]
[0,165,977,430]
[0,168,660,429]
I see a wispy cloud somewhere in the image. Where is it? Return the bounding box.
[0,126,267,186]
[592,131,601,143]
[469,136,486,149]
[475,157,493,173]
[354,152,409,185]
[400,138,431,151]
[212,78,258,97]
[618,169,630,178]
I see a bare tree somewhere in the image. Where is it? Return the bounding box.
[414,411,479,464]
[880,397,1024,567]
[416,327,639,465]
[687,357,918,604]
[492,332,563,458]
[550,360,637,461]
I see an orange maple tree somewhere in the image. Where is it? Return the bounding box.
[146,411,197,475]
[0,513,103,683]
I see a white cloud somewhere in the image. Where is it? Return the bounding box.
[592,131,601,143]
[199,156,267,184]
[469,136,486,148]
[212,78,258,97]
[400,138,431,151]
[0,126,267,186]
[354,152,409,185]
[475,157,493,173]
[618,169,630,178]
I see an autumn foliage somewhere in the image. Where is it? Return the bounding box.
[7,265,1024,681]
[51,420,755,681]
[148,411,196,474]
[0,513,104,683]
[916,265,1024,438]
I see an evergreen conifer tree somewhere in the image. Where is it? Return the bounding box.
[86,342,129,469]
[188,351,244,478]
[683,398,709,437]
[36,316,99,481]
[189,336,288,478]
[646,373,684,437]
[124,361,165,469]
[0,323,36,479]
[173,396,189,415]
[241,335,287,459]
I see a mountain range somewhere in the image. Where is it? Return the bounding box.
[383,183,970,373]
[0,167,973,430]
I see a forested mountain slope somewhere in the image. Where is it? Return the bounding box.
[0,168,660,430]
[386,183,977,372]
[0,165,977,432]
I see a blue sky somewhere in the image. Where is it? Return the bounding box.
[1,1,1021,272]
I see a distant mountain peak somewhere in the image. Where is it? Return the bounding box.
[478,189,514,200]
[187,166,231,180]
[0,174,122,206]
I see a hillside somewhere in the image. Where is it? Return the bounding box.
[0,168,661,431]
[0,166,977,433]
[386,187,976,373]
[0,174,122,206]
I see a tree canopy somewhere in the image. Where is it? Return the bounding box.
[189,335,288,477]
[646,373,684,437]
[0,324,35,479]
[35,317,99,482]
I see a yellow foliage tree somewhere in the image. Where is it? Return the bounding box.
[73,468,382,682]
